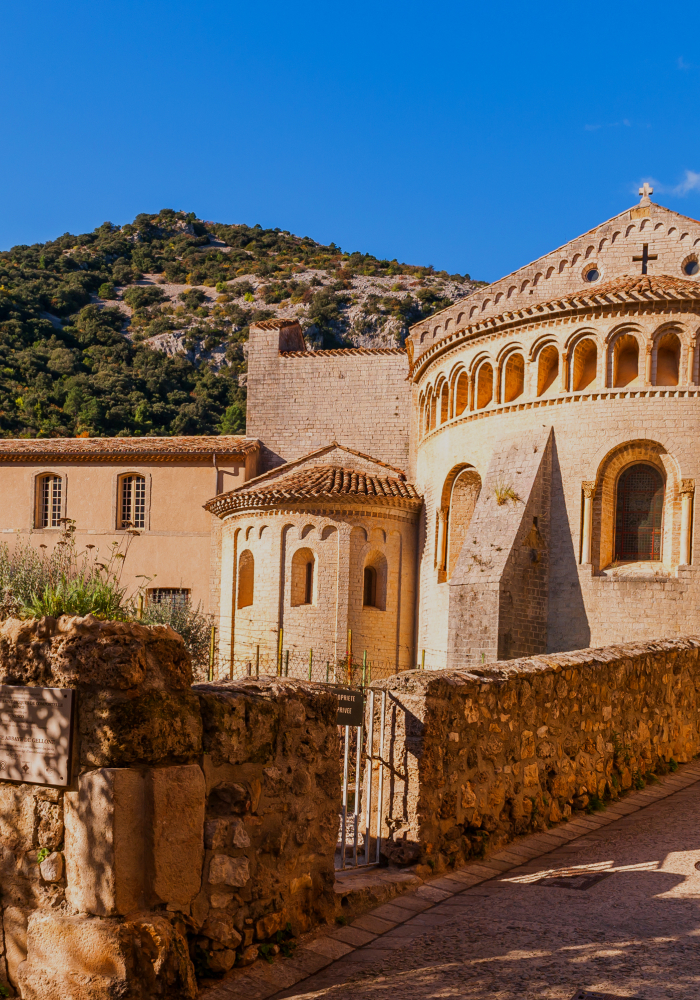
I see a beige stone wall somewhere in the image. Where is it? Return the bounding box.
[218,506,417,680]
[373,637,700,867]
[412,301,700,665]
[246,323,411,471]
[0,459,249,613]
[0,615,340,998]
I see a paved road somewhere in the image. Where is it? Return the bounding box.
[276,780,700,999]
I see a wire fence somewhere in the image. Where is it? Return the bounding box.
[197,642,410,687]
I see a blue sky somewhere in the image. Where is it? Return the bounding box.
[2,1,699,282]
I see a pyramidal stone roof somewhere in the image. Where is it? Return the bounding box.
[0,436,259,462]
[205,461,421,517]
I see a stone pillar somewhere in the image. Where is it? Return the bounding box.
[581,482,596,564]
[688,342,696,385]
[560,351,569,393]
[680,480,695,566]
[436,509,447,571]
[645,343,653,385]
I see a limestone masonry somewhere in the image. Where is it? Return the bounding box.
[212,190,700,674]
[0,615,339,998]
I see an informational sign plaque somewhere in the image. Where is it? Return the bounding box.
[0,686,74,787]
[336,688,364,727]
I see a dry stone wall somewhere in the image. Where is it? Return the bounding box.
[0,615,340,999]
[373,638,700,867]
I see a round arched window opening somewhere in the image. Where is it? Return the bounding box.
[584,267,600,282]
[614,464,665,562]
[683,259,699,276]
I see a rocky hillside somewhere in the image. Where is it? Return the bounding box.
[0,209,482,439]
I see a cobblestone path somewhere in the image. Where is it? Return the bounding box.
[275,776,700,999]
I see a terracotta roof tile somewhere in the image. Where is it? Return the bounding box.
[252,319,302,330]
[205,464,422,517]
[0,436,259,462]
[281,347,406,358]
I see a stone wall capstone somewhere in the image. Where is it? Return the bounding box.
[372,637,700,867]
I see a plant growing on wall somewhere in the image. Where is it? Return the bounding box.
[494,480,522,506]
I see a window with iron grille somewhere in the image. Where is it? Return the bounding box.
[614,463,664,562]
[38,474,62,528]
[149,588,190,606]
[119,475,146,529]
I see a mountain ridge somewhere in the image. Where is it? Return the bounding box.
[0,209,481,439]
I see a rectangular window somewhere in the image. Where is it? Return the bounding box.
[119,475,146,529]
[39,475,62,528]
[149,588,190,606]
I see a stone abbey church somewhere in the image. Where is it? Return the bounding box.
[4,188,700,674]
[209,187,700,673]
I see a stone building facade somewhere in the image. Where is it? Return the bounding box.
[213,190,700,671]
[0,437,259,613]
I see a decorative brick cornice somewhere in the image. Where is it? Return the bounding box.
[410,274,700,382]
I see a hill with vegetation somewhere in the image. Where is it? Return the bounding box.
[0,209,481,439]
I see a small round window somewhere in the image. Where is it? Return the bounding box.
[584,267,600,282]
[683,259,699,276]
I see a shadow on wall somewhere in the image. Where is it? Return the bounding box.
[547,435,590,652]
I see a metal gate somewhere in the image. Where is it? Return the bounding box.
[338,688,388,870]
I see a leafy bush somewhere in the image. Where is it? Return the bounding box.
[141,596,212,675]
[179,288,207,309]
[98,282,116,300]
[122,286,166,309]
[0,521,136,620]
[220,402,245,434]
[231,280,254,298]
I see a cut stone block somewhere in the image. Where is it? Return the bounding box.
[65,765,204,916]
[17,910,197,1000]
[150,764,205,907]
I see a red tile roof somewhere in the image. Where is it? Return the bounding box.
[252,319,302,330]
[205,464,422,517]
[0,436,259,462]
[280,347,406,358]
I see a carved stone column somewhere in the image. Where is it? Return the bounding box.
[680,479,695,566]
[645,343,653,385]
[436,508,447,572]
[581,481,596,564]
[688,342,696,386]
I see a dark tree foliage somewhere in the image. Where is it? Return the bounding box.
[0,209,471,438]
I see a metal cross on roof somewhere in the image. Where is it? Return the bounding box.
[632,243,658,274]
[639,182,654,201]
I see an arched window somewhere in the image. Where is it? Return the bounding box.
[362,552,387,610]
[118,474,146,529]
[475,362,493,409]
[440,382,449,423]
[613,334,639,387]
[537,345,559,396]
[36,474,62,528]
[363,566,377,607]
[237,550,254,608]
[291,547,315,605]
[454,372,469,416]
[502,353,524,402]
[571,338,597,391]
[655,333,680,386]
[615,464,664,562]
